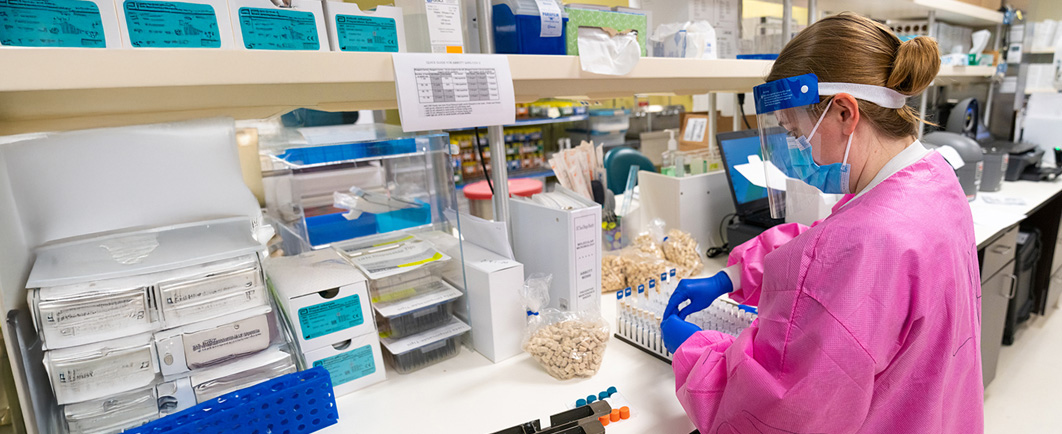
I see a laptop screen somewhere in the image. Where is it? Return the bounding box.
[716,128,788,215]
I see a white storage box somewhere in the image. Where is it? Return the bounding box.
[154,305,279,377]
[228,0,329,51]
[114,0,235,48]
[301,332,386,397]
[267,249,375,351]
[322,2,406,52]
[43,333,160,405]
[0,0,123,48]
[511,188,602,313]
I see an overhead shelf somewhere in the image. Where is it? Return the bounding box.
[934,65,997,84]
[776,0,1003,27]
[0,49,997,136]
[0,50,772,135]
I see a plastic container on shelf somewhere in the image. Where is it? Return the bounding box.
[463,178,544,220]
[587,109,631,133]
[492,0,568,55]
[380,317,470,374]
[373,280,463,339]
[259,123,459,253]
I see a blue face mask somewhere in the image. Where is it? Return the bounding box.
[785,98,853,195]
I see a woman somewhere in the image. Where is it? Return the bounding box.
[660,13,984,433]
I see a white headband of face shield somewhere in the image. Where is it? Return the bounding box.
[818,83,908,109]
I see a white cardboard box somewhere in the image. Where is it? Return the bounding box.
[321,2,406,52]
[511,188,602,314]
[638,170,736,250]
[0,0,123,49]
[114,0,235,49]
[228,0,329,51]
[301,332,386,396]
[267,249,375,352]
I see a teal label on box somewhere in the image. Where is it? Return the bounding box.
[0,0,106,47]
[238,7,319,50]
[312,344,376,385]
[297,294,364,340]
[334,14,397,52]
[123,0,221,48]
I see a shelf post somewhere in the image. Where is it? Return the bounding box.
[984,23,1004,127]
[475,0,512,236]
[783,0,793,45]
[807,0,817,26]
[918,10,937,139]
[709,93,718,150]
[733,93,741,131]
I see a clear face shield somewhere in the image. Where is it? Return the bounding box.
[752,73,909,219]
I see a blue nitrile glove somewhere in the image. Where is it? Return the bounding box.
[663,271,733,320]
[661,315,702,353]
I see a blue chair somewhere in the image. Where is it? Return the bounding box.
[604,147,657,195]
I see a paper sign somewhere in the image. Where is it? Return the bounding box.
[425,0,462,53]
[535,0,562,38]
[392,53,516,132]
[683,117,708,142]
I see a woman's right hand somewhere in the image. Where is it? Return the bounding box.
[663,270,734,319]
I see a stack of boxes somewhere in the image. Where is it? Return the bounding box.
[27,218,295,434]
[334,233,470,375]
[267,249,386,397]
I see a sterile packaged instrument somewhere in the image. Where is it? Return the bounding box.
[156,254,268,327]
[302,332,386,397]
[380,316,469,374]
[0,0,123,49]
[114,0,236,49]
[43,333,160,405]
[154,305,279,377]
[63,387,159,434]
[30,280,159,351]
[321,2,406,52]
[227,0,330,52]
[188,348,297,402]
[373,280,463,339]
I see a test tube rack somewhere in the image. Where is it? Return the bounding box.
[614,270,757,363]
[491,400,611,434]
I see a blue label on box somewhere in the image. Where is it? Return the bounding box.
[334,14,398,52]
[123,0,221,48]
[0,0,106,47]
[298,294,364,340]
[312,344,376,385]
[238,7,319,50]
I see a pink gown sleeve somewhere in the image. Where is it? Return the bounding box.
[725,222,809,306]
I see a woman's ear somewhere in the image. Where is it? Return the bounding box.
[831,93,861,135]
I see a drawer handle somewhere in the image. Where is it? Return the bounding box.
[1004,274,1018,299]
[992,244,1014,256]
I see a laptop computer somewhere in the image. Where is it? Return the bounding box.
[716,128,787,229]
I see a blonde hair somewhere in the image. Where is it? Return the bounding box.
[766,13,941,138]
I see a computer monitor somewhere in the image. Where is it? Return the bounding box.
[716,127,788,216]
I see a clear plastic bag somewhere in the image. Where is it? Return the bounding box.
[600,254,628,293]
[633,218,667,259]
[662,228,704,278]
[519,274,609,380]
[618,248,686,290]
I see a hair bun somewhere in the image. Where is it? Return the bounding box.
[886,36,940,96]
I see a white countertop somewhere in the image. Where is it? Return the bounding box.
[320,179,1062,434]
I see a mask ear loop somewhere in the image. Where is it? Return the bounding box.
[806,97,836,139]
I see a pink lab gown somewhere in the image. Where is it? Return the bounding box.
[673,153,984,433]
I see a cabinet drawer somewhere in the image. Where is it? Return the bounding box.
[983,227,1019,283]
